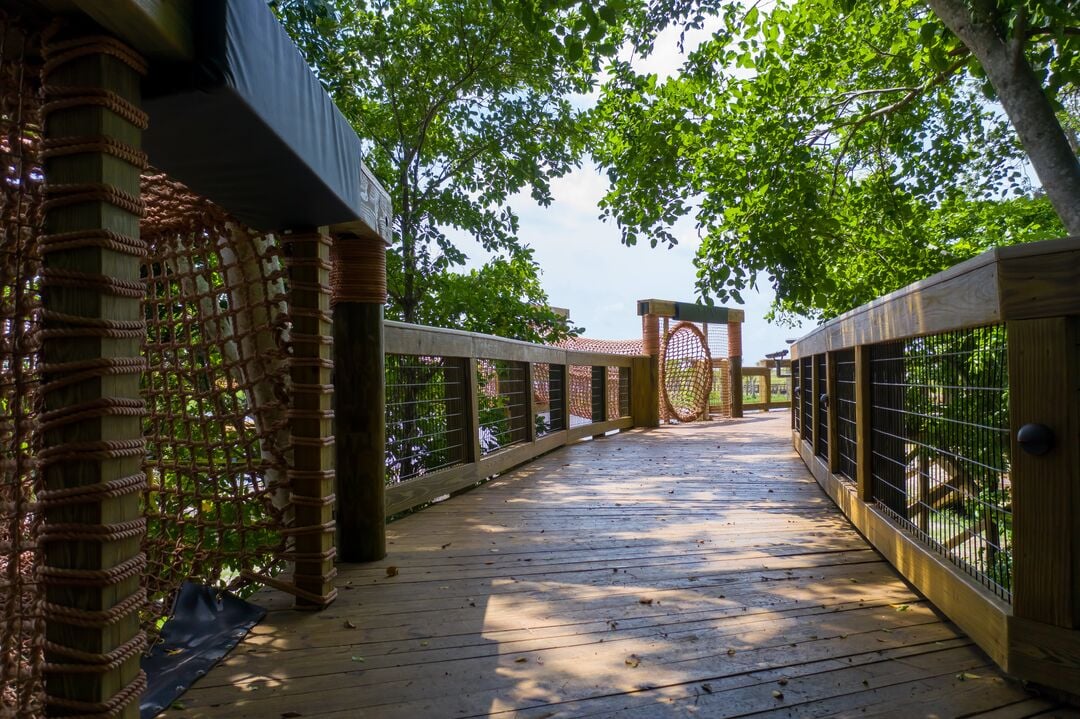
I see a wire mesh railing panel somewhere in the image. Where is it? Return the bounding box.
[835,349,857,483]
[618,366,631,418]
[870,327,1012,600]
[800,357,814,445]
[478,359,528,454]
[606,366,620,420]
[816,354,828,459]
[141,174,292,622]
[0,14,44,712]
[568,365,592,427]
[536,363,566,435]
[385,355,468,484]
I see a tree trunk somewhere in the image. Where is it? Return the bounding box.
[926,0,1080,235]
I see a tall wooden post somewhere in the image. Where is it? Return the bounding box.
[826,352,839,474]
[810,355,821,457]
[591,365,607,438]
[728,321,743,418]
[331,233,387,562]
[38,28,148,719]
[1009,317,1080,629]
[283,229,337,606]
[854,345,873,501]
[638,314,661,427]
[524,362,537,443]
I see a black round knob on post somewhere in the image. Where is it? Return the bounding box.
[819,393,829,411]
[1017,423,1054,456]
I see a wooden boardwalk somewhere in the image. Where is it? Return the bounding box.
[177,413,1073,718]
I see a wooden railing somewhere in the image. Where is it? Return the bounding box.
[790,236,1080,694]
[380,322,655,516]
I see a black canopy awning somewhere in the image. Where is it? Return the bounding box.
[143,0,391,235]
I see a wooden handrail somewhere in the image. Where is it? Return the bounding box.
[385,321,638,367]
[792,236,1080,357]
[373,321,653,520]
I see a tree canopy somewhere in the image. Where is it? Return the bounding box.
[591,0,1078,321]
[274,0,623,340]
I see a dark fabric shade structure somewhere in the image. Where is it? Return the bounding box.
[143,0,385,233]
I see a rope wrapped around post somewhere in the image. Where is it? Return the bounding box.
[39,23,149,718]
[330,233,388,306]
[282,230,339,606]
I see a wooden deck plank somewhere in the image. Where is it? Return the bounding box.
[168,414,1067,718]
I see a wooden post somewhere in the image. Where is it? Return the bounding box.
[1009,317,1080,628]
[827,352,839,474]
[639,314,661,427]
[854,345,873,501]
[38,28,147,719]
[762,370,771,413]
[811,354,822,457]
[591,365,607,438]
[444,357,470,461]
[331,233,387,561]
[556,363,570,434]
[466,358,483,460]
[525,362,537,443]
[283,229,337,605]
[728,321,743,418]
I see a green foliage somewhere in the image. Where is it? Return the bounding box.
[422,251,578,343]
[591,0,1074,321]
[273,0,603,339]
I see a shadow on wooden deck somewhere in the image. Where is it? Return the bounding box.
[173,412,1073,718]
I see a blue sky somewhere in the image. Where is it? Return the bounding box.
[465,20,810,363]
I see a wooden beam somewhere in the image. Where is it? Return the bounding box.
[826,352,839,474]
[327,162,394,244]
[333,294,385,563]
[1009,317,1080,628]
[854,345,873,502]
[37,0,194,60]
[39,32,146,719]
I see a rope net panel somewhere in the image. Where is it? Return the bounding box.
[0,12,45,714]
[557,338,641,424]
[660,322,713,422]
[140,173,293,624]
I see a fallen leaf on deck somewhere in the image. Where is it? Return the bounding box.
[892,604,910,611]
[772,690,784,699]
[351,656,365,663]
[956,672,980,681]
[515,657,528,663]
[701,683,713,694]
[625,654,641,668]
[777,678,788,686]
[638,598,654,605]
[165,648,184,656]
[441,542,452,549]
[727,648,736,656]
[385,566,398,578]
[343,620,356,629]
[848,578,859,583]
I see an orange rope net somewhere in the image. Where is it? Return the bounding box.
[140,173,295,622]
[661,322,713,422]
